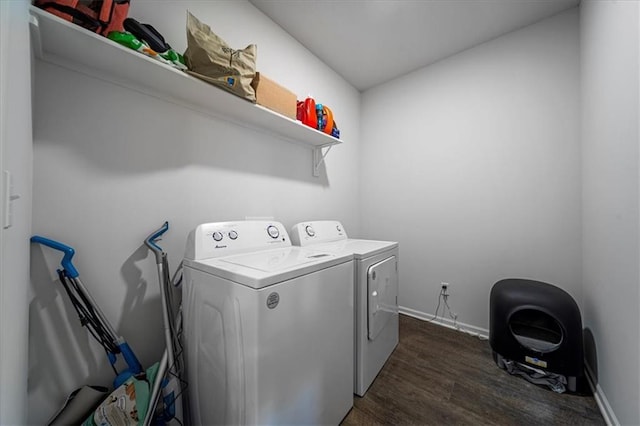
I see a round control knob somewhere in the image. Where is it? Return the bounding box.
[228,230,238,240]
[305,225,316,237]
[267,225,280,239]
[212,231,223,242]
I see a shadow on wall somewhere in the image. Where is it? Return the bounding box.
[583,327,598,385]
[33,63,332,185]
[118,243,164,360]
[28,246,106,411]
[28,241,165,412]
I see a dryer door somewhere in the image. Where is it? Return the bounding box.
[367,256,398,340]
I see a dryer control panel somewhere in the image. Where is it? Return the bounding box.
[290,220,347,246]
[185,221,290,260]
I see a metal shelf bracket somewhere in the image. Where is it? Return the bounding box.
[313,145,333,177]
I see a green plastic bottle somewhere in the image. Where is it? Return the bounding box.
[107,31,186,70]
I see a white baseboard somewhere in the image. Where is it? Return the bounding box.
[399,306,489,339]
[585,364,619,426]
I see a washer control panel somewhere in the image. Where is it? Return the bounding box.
[185,221,290,260]
[290,220,347,246]
[305,225,316,237]
[267,225,280,239]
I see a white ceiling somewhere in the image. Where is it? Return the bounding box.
[249,0,580,91]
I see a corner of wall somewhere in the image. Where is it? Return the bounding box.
[585,364,620,426]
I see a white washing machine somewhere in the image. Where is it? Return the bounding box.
[182,221,354,425]
[290,220,399,396]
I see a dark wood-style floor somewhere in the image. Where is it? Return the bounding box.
[342,314,604,425]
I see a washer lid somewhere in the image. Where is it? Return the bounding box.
[184,247,352,289]
[221,247,334,272]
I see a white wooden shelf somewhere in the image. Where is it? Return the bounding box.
[28,6,342,176]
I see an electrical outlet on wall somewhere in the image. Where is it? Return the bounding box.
[441,282,449,290]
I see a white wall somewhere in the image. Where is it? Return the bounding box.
[580,1,640,425]
[0,1,33,424]
[27,2,640,424]
[28,1,360,423]
[359,9,581,331]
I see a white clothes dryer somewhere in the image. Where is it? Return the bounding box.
[290,220,399,396]
[183,221,354,425]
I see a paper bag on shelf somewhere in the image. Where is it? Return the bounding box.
[184,11,257,102]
